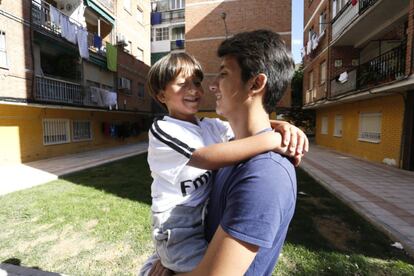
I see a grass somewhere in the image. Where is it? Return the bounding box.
[0,153,413,275]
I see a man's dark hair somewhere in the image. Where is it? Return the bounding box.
[217,29,295,113]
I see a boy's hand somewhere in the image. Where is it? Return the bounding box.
[270,120,309,157]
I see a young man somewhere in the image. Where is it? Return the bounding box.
[150,29,298,275]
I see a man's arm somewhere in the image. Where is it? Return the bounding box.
[180,226,258,276]
[188,131,286,170]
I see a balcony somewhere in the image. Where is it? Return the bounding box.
[35,76,118,108]
[170,39,185,51]
[357,43,406,89]
[151,9,185,25]
[35,76,84,105]
[331,0,408,47]
[31,0,111,56]
[331,69,357,97]
[96,0,114,13]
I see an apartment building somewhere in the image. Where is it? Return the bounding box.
[185,0,292,114]
[0,0,152,164]
[150,0,185,64]
[303,0,414,170]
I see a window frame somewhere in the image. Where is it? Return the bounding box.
[334,115,343,137]
[358,112,382,143]
[0,30,8,69]
[320,60,327,84]
[137,83,145,98]
[321,116,328,135]
[42,119,71,145]
[72,120,93,142]
[136,47,144,61]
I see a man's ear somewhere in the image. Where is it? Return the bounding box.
[156,91,166,103]
[249,74,267,96]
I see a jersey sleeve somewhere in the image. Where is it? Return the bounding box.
[211,118,234,142]
[220,157,296,248]
[148,121,195,185]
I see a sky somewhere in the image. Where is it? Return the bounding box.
[291,0,304,64]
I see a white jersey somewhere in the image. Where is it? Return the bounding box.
[148,116,233,212]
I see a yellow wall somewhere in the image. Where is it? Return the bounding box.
[315,94,404,165]
[0,104,150,164]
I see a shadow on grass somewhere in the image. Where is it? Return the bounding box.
[61,153,152,206]
[286,168,414,265]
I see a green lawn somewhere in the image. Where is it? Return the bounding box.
[0,153,413,276]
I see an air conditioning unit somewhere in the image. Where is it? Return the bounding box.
[116,33,127,46]
[119,77,131,90]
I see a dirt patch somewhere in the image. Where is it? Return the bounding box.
[48,233,97,261]
[313,216,360,251]
[84,219,99,231]
[94,243,133,263]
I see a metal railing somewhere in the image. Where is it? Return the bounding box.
[357,42,406,89]
[359,0,378,15]
[161,9,185,22]
[35,76,83,105]
[332,2,359,41]
[31,0,109,55]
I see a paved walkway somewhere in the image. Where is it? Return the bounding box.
[0,142,148,196]
[301,145,414,258]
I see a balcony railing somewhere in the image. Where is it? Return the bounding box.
[357,43,406,89]
[332,2,359,41]
[161,9,185,22]
[359,0,378,15]
[170,39,185,50]
[31,0,109,55]
[35,76,117,108]
[35,76,83,105]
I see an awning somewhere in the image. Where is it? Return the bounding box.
[84,0,115,25]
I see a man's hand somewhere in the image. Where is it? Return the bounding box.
[270,120,309,166]
[149,260,174,276]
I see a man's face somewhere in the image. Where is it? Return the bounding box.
[210,56,249,117]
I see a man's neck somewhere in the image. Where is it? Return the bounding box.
[227,107,271,140]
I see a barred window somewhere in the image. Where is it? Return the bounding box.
[359,112,381,143]
[72,120,92,141]
[43,119,70,145]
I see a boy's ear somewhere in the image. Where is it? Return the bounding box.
[156,91,166,103]
[249,73,267,96]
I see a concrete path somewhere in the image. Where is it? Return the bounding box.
[0,142,148,196]
[301,145,414,258]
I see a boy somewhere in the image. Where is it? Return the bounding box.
[140,52,306,275]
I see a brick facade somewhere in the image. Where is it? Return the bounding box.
[185,0,292,111]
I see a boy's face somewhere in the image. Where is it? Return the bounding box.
[210,55,249,118]
[157,72,204,122]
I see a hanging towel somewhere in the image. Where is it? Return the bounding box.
[50,6,61,27]
[351,0,358,6]
[70,3,86,27]
[106,43,117,72]
[176,39,184,48]
[60,15,77,44]
[338,71,348,83]
[151,12,162,25]
[77,28,89,59]
[306,40,312,55]
[93,34,102,50]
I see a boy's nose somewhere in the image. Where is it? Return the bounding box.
[209,84,217,93]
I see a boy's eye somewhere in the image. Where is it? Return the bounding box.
[193,81,202,87]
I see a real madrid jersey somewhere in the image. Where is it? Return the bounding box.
[148,116,233,212]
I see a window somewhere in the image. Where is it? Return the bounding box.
[124,40,132,54]
[172,27,185,40]
[332,0,348,19]
[136,47,144,61]
[359,112,382,143]
[321,116,328,135]
[119,77,131,93]
[0,31,8,68]
[308,26,314,42]
[319,10,327,34]
[170,0,184,10]
[334,115,343,137]
[138,83,145,98]
[137,7,143,24]
[320,61,327,84]
[124,0,131,12]
[43,119,70,145]
[155,27,169,41]
[309,70,314,90]
[72,120,92,141]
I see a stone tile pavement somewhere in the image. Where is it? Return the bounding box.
[0,142,148,196]
[301,145,414,258]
